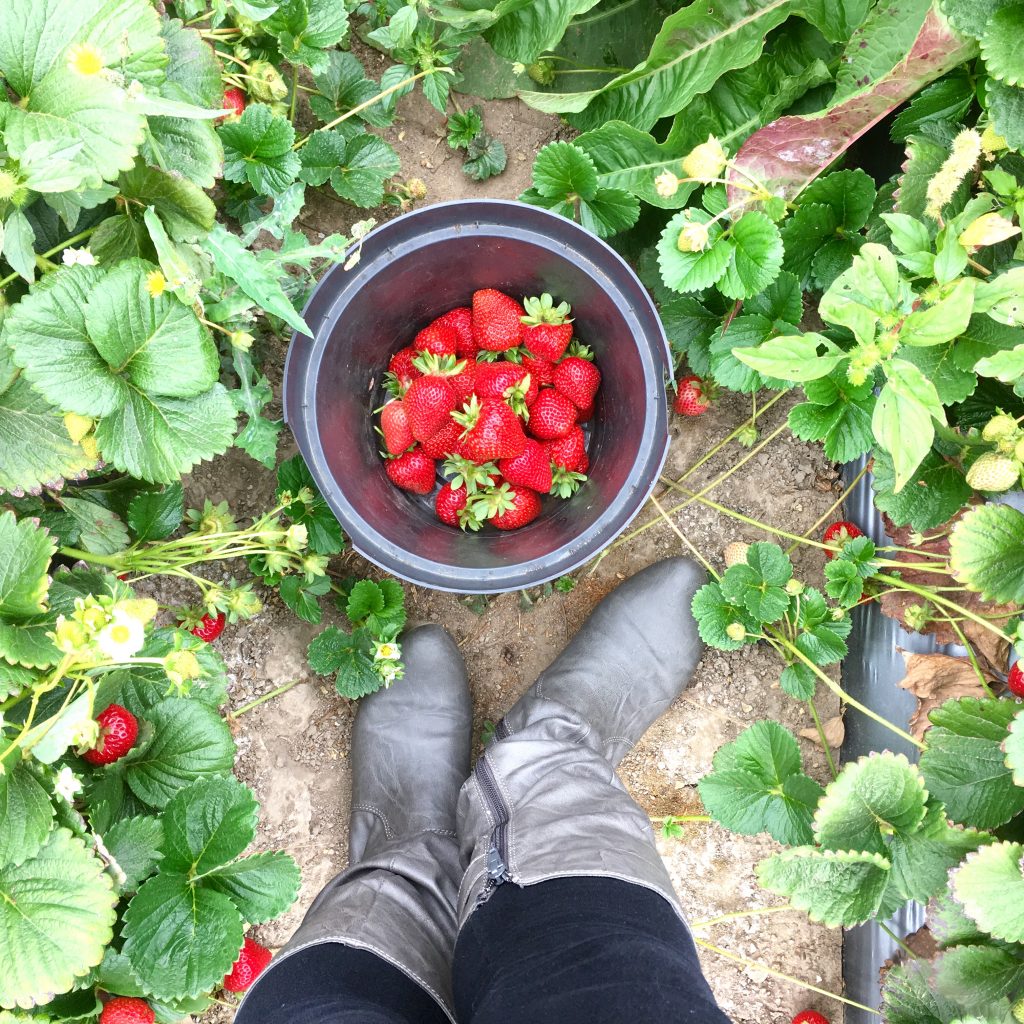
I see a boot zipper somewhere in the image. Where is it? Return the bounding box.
[475,718,513,899]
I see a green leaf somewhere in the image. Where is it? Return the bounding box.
[691,581,755,651]
[272,0,348,71]
[801,168,878,230]
[121,871,244,1001]
[160,17,223,109]
[58,497,129,556]
[981,6,1024,86]
[0,510,55,618]
[531,141,597,200]
[930,889,988,948]
[975,345,1024,384]
[0,828,117,1010]
[463,134,507,182]
[819,242,909,344]
[279,573,330,624]
[719,542,792,622]
[697,721,823,845]
[781,204,839,286]
[447,107,483,149]
[298,127,353,186]
[311,50,393,128]
[658,210,732,294]
[988,78,1024,152]
[897,122,974,221]
[952,315,1024,372]
[935,943,1024,1010]
[951,841,1024,944]
[757,847,891,927]
[974,267,1024,329]
[733,332,843,382]
[125,698,235,809]
[788,372,876,463]
[891,71,974,142]
[204,224,310,335]
[717,212,784,300]
[117,163,216,243]
[0,763,53,868]
[161,776,257,875]
[920,697,1024,829]
[1006,710,1024,788]
[949,504,1024,605]
[276,454,344,554]
[872,360,945,492]
[901,279,977,348]
[3,210,35,284]
[329,133,400,208]
[883,959,966,1024]
[143,116,223,191]
[898,342,978,407]
[872,450,972,532]
[345,579,385,623]
[203,851,301,924]
[104,815,164,892]
[307,625,383,699]
[220,103,301,196]
[882,211,933,255]
[365,578,405,639]
[814,752,927,855]
[127,483,184,543]
[486,0,602,65]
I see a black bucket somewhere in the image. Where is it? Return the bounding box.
[284,199,671,593]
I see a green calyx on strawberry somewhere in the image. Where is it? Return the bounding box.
[521,293,574,362]
[822,520,863,559]
[443,455,500,494]
[435,482,484,530]
[490,483,542,530]
[550,465,587,498]
[452,395,527,461]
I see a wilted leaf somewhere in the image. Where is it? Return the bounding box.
[897,651,992,741]
[799,716,845,748]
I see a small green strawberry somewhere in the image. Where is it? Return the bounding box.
[966,451,1020,492]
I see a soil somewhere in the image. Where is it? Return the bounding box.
[188,76,847,1024]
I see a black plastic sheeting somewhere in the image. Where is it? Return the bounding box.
[839,460,1022,1019]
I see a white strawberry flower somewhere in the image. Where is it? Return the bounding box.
[373,640,401,663]
[62,247,97,267]
[54,766,84,803]
[96,611,145,661]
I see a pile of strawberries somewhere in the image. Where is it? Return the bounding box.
[377,289,600,531]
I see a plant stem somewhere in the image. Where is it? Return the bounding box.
[289,63,299,123]
[878,922,918,959]
[694,938,881,1014]
[807,697,838,779]
[690,905,796,929]
[649,494,720,579]
[935,612,995,697]
[651,814,712,824]
[785,463,870,556]
[233,678,303,716]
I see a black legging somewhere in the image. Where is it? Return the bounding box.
[237,877,731,1023]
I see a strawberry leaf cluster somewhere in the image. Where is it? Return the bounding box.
[446,105,507,182]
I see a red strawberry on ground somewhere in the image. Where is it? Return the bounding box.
[99,997,155,1024]
[1007,662,1024,698]
[791,1012,829,1024]
[403,359,463,441]
[413,323,458,357]
[219,87,246,122]
[554,353,601,410]
[387,346,421,389]
[498,438,552,494]
[435,482,482,530]
[433,307,476,358]
[386,449,436,494]
[83,704,139,766]
[223,937,273,993]
[490,484,542,530]
[190,611,226,643]
[521,293,573,362]
[528,389,578,440]
[453,396,527,462]
[421,418,463,460]
[673,375,711,416]
[822,521,864,559]
[380,400,414,455]
[472,289,525,351]
[544,425,587,472]
[522,354,555,388]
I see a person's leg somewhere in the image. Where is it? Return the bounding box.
[453,558,730,1024]
[236,625,472,1024]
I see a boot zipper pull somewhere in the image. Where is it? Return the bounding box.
[487,846,509,883]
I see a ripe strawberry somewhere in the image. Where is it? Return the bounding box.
[421,418,462,460]
[83,704,139,766]
[475,362,537,416]
[190,611,226,642]
[413,323,458,357]
[435,483,482,530]
[403,369,460,442]
[387,346,421,388]
[491,484,542,530]
[386,449,436,494]
[433,307,476,358]
[521,293,573,361]
[528,389,578,440]
[498,439,553,494]
[99,997,155,1024]
[1008,662,1024,698]
[219,87,246,122]
[380,400,414,455]
[223,936,273,993]
[554,355,601,410]
[822,521,863,559]
[522,354,555,388]
[791,1012,829,1024]
[575,400,594,423]
[673,375,711,416]
[472,289,525,351]
[447,359,477,406]
[453,396,527,462]
[544,425,587,472]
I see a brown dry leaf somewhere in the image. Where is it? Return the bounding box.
[897,650,993,740]
[799,716,845,748]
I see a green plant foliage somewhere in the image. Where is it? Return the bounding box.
[949,504,1024,605]
[951,841,1024,944]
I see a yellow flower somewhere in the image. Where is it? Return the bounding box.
[677,221,710,252]
[229,330,255,351]
[145,270,167,297]
[681,135,727,183]
[67,43,105,76]
[63,412,94,444]
[654,170,680,198]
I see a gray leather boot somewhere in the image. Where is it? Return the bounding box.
[456,557,705,930]
[239,624,471,1023]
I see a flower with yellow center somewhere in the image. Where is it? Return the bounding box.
[96,611,146,661]
[681,135,727,183]
[67,43,105,76]
[373,640,401,662]
[145,270,167,297]
[654,170,680,198]
[677,221,710,253]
